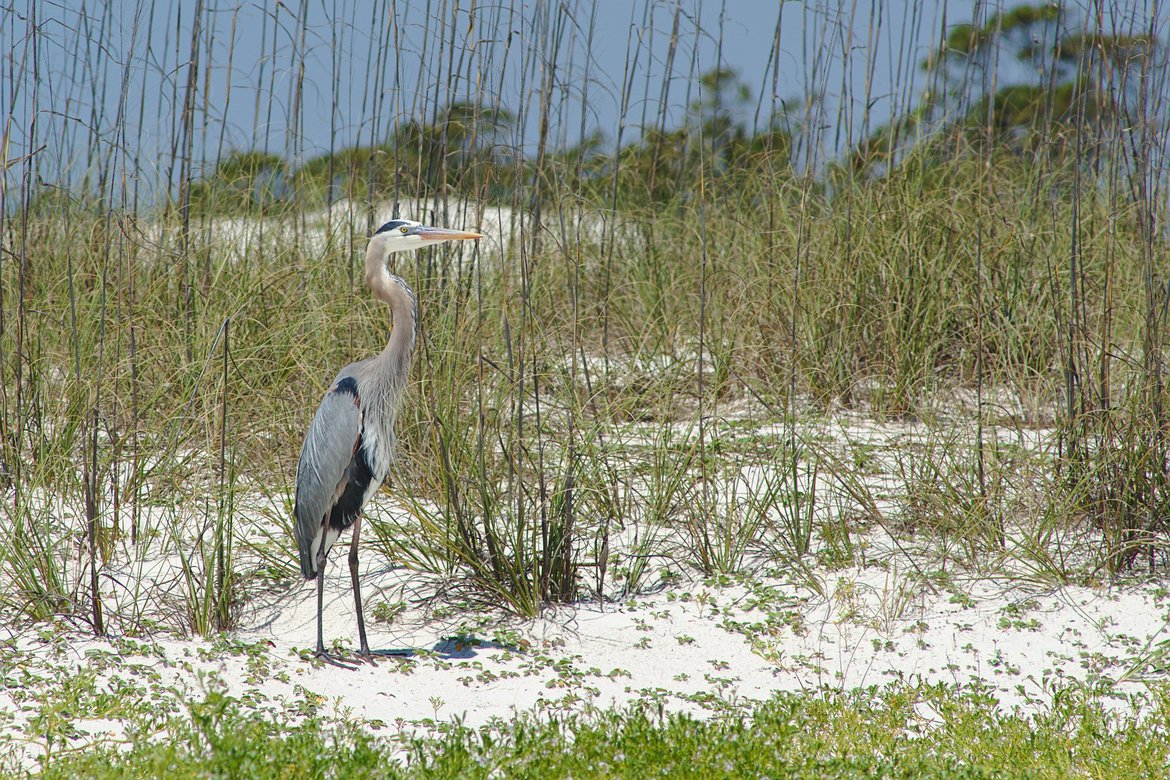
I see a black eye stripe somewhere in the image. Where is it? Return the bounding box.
[375,220,409,235]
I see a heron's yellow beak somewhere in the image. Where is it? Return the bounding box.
[414,226,483,242]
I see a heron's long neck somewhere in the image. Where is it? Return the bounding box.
[363,244,418,421]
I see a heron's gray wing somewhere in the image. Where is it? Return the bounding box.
[294,376,363,578]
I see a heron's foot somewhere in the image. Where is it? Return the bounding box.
[313,648,359,670]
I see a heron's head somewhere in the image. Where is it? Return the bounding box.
[371,219,483,253]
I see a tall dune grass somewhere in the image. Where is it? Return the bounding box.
[1,1,1168,631]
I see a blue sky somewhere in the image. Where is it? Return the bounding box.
[11,0,1153,188]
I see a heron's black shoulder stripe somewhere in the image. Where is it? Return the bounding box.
[333,376,359,398]
[328,438,375,532]
[375,220,408,235]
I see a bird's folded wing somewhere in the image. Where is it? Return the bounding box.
[294,381,363,577]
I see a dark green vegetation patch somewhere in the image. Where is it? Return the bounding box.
[31,684,1170,779]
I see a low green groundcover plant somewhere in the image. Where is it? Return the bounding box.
[28,682,1170,779]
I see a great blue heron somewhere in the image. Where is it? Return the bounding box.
[294,218,481,664]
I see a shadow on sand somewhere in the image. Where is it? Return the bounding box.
[376,635,520,661]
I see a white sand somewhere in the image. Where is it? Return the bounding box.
[3,394,1167,770]
[2,536,1167,771]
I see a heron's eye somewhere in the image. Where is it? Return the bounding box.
[400,226,409,234]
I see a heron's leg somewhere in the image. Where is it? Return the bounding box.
[350,515,373,661]
[315,543,329,656]
[312,539,355,669]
